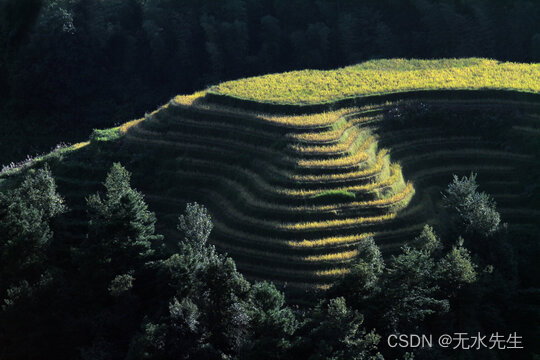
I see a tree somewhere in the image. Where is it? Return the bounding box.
[330,236,384,309]
[415,224,442,255]
[383,245,450,332]
[84,163,163,280]
[0,165,66,359]
[241,281,297,359]
[293,297,382,360]
[178,201,214,253]
[192,255,252,357]
[128,202,254,359]
[437,237,477,296]
[0,165,66,291]
[442,173,500,236]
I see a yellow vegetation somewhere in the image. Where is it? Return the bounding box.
[119,118,144,134]
[210,58,540,104]
[315,268,351,276]
[71,141,90,150]
[174,91,206,106]
[288,233,375,248]
[282,213,397,231]
[286,150,389,182]
[304,250,358,261]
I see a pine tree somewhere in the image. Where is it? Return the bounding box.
[0,165,66,359]
[330,236,384,309]
[84,163,163,282]
[437,237,477,296]
[383,245,450,332]
[241,281,297,359]
[442,173,500,236]
[0,165,66,291]
[293,297,382,360]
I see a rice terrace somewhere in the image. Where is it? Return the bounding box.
[2,56,540,359]
[2,58,539,294]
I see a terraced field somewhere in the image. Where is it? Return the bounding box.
[1,58,539,297]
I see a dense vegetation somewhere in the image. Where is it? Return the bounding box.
[1,163,537,359]
[1,0,540,163]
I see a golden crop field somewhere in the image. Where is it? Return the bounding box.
[209,58,540,104]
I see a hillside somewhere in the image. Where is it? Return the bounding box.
[2,58,539,298]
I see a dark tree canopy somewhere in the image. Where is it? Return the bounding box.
[1,0,539,163]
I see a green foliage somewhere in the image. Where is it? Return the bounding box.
[0,165,65,286]
[293,297,382,360]
[311,189,356,200]
[443,173,501,236]
[177,202,214,253]
[0,165,67,359]
[331,225,479,337]
[241,281,297,359]
[128,203,256,359]
[415,224,442,255]
[108,273,135,297]
[437,238,477,294]
[330,237,384,307]
[89,127,122,143]
[384,246,450,332]
[83,163,163,279]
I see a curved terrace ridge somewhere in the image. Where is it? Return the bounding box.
[1,58,539,292]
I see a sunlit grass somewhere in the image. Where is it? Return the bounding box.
[210,58,540,104]
[288,233,374,248]
[119,118,144,134]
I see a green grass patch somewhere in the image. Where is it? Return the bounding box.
[311,190,357,200]
[90,127,122,142]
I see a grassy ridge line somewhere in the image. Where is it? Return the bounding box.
[206,89,540,115]
[296,137,376,169]
[208,59,539,110]
[0,117,143,179]
[123,137,393,200]
[148,177,425,241]
[125,128,390,189]
[175,93,392,129]
[288,127,369,155]
[208,200,425,251]
[150,169,410,223]
[209,237,360,268]
[145,109,281,145]
[173,96,349,130]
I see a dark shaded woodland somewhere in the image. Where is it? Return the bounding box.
[1,0,539,163]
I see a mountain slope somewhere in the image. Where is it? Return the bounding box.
[2,58,539,296]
